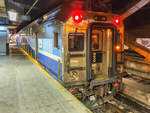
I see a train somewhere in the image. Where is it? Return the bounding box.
[18,0,124,108]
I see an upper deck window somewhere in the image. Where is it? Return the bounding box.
[68,33,84,51]
[53,32,59,49]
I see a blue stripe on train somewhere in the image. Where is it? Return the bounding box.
[26,45,62,81]
[38,52,63,81]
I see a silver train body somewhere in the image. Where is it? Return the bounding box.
[19,2,124,103]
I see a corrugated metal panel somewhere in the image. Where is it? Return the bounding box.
[0,30,7,55]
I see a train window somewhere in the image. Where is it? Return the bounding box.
[91,33,102,51]
[53,32,59,49]
[68,33,84,51]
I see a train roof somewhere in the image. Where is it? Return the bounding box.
[20,1,119,32]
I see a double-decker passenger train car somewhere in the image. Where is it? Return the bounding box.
[18,0,124,106]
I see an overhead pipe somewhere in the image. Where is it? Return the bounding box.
[25,0,39,15]
[121,0,150,20]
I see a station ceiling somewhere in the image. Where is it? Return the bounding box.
[3,0,150,37]
[0,0,7,25]
[0,0,7,17]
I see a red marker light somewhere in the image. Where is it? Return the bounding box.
[113,17,121,25]
[75,15,79,20]
[114,83,119,87]
[117,79,121,83]
[72,12,83,23]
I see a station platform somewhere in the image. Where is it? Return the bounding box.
[0,45,91,113]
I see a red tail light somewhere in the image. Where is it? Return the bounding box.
[113,17,121,25]
[114,83,119,87]
[117,79,121,83]
[72,12,83,23]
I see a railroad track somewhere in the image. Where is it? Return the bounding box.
[115,93,150,113]
[88,93,150,113]
[89,97,141,113]
[76,76,150,113]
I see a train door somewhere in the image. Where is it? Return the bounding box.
[89,24,115,82]
[65,32,87,83]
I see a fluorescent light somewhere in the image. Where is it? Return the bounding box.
[8,11,18,21]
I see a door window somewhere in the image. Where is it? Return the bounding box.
[53,32,59,49]
[68,33,84,51]
[91,30,103,51]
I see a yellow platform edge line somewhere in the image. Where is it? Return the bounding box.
[20,48,92,113]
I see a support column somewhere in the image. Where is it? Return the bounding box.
[35,32,38,60]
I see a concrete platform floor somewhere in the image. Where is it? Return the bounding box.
[0,47,91,113]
